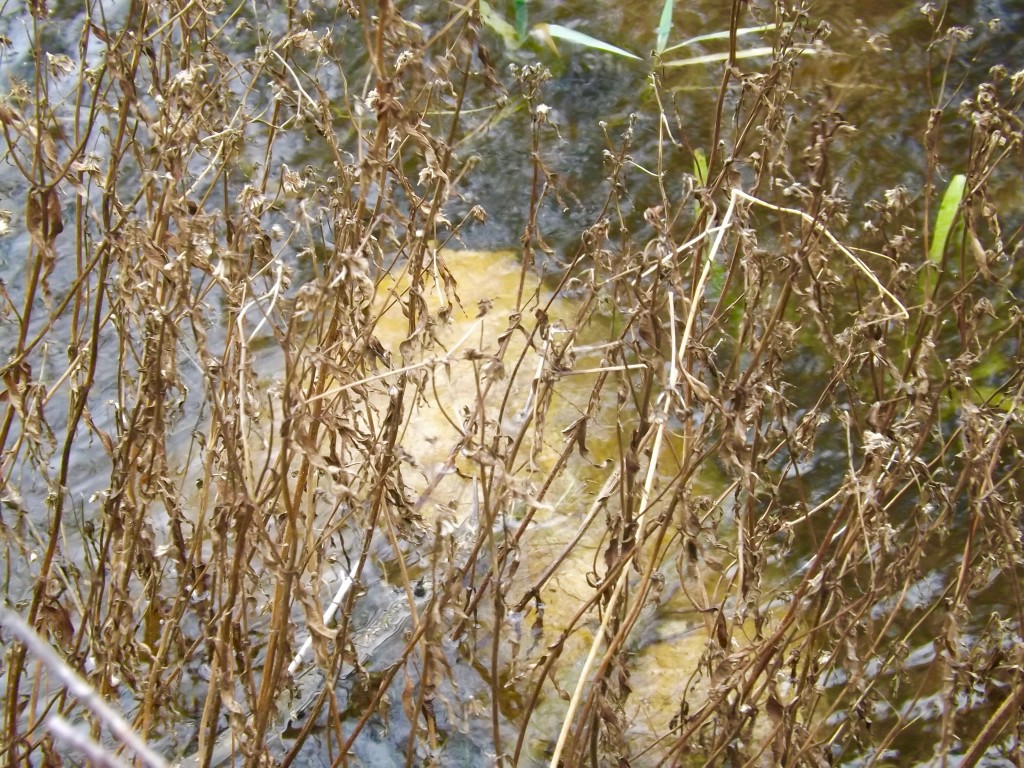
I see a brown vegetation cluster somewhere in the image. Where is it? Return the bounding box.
[1,1,1022,766]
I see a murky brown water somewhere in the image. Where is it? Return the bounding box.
[368,249,720,763]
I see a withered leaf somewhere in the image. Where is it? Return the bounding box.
[88,23,111,45]
[36,599,74,647]
[26,187,63,248]
[970,231,994,280]
[0,103,25,129]
[561,415,590,458]
[41,132,60,176]
[435,251,462,310]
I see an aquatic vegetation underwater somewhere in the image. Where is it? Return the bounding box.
[0,1,1022,765]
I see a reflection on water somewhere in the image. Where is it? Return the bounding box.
[368,248,718,765]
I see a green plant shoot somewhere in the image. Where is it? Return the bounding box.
[656,0,674,54]
[513,0,529,43]
[929,173,966,264]
[534,23,642,60]
[693,149,726,302]
[661,24,776,54]
[693,148,709,187]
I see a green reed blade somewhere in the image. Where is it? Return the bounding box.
[662,45,822,68]
[656,0,674,54]
[693,148,708,187]
[541,23,642,60]
[661,24,776,54]
[929,173,966,264]
[513,0,529,43]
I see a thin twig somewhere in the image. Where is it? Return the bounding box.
[0,609,168,768]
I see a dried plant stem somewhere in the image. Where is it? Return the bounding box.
[1,3,1019,766]
[288,567,356,675]
[730,188,909,320]
[959,676,1024,767]
[549,287,691,766]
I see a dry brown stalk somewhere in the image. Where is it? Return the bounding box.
[1,2,1022,767]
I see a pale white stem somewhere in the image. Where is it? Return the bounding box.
[558,363,647,376]
[549,291,682,767]
[304,318,483,405]
[731,188,908,319]
[46,714,131,768]
[236,262,285,488]
[287,567,356,675]
[270,49,316,115]
[0,609,168,768]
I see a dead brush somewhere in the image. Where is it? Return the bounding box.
[1,1,1023,767]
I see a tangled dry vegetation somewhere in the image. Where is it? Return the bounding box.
[1,0,1022,766]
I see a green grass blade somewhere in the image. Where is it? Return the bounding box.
[661,24,776,54]
[662,46,773,67]
[929,173,966,264]
[541,23,642,60]
[656,0,674,54]
[692,148,726,302]
[514,0,529,44]
[661,45,820,68]
[693,148,709,186]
